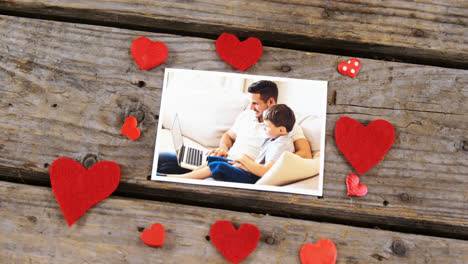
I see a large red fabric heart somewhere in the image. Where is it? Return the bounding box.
[210,221,260,264]
[141,223,165,247]
[50,158,120,226]
[300,239,337,264]
[131,37,168,70]
[216,33,263,71]
[335,116,395,175]
[346,173,368,196]
[121,116,141,140]
[338,58,361,78]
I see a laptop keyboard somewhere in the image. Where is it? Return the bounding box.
[181,146,203,166]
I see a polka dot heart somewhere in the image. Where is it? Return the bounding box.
[338,58,361,78]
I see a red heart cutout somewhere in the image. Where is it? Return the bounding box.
[335,116,395,175]
[300,239,337,264]
[121,116,141,140]
[210,221,260,264]
[216,33,263,71]
[346,173,368,196]
[131,37,168,70]
[338,58,361,78]
[141,223,165,247]
[50,158,120,226]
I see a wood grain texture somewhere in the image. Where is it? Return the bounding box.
[1,181,467,264]
[0,15,467,238]
[0,0,466,68]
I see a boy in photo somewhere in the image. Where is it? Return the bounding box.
[169,104,296,183]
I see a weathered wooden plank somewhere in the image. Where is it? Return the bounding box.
[0,15,467,238]
[0,0,466,68]
[1,181,467,264]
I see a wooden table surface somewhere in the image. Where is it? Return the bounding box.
[0,1,467,263]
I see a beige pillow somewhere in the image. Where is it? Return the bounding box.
[298,115,322,154]
[255,151,320,186]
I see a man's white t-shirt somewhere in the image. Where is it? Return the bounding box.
[227,110,305,160]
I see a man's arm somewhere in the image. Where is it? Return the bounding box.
[293,138,313,159]
[206,129,236,157]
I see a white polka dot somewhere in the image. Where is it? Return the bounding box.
[347,60,351,63]
[351,69,355,73]
[343,66,347,71]
[355,62,359,66]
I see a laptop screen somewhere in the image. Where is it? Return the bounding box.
[171,114,183,152]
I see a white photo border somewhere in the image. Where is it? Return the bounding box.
[151,68,327,196]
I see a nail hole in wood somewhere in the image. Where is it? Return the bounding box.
[462,140,468,152]
[205,235,210,241]
[265,236,275,245]
[317,196,324,199]
[147,175,151,180]
[44,163,50,168]
[82,154,98,169]
[27,216,37,223]
[128,109,145,123]
[51,104,58,108]
[399,193,410,202]
[137,81,146,88]
[383,200,389,206]
[8,103,13,107]
[391,239,407,257]
[137,227,145,232]
[413,29,425,37]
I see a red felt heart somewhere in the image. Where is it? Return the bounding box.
[300,239,337,264]
[346,173,368,196]
[335,116,395,175]
[210,221,260,264]
[131,37,168,70]
[141,223,165,247]
[121,116,141,140]
[338,58,361,78]
[216,33,263,71]
[50,158,120,226]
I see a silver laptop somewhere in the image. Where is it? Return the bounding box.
[171,114,208,170]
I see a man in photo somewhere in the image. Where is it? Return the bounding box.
[157,80,312,175]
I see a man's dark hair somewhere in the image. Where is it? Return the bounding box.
[263,104,295,132]
[247,80,278,103]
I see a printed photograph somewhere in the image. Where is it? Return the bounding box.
[151,69,327,196]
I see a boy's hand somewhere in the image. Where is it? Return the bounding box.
[206,147,228,157]
[228,161,250,172]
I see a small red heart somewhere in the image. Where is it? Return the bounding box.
[338,58,361,78]
[216,33,263,71]
[141,223,165,247]
[131,37,168,70]
[210,221,260,264]
[300,239,337,264]
[346,173,368,196]
[121,116,141,140]
[50,158,120,226]
[335,116,395,175]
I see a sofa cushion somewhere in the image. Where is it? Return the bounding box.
[255,151,320,186]
[298,114,323,154]
[161,72,249,148]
